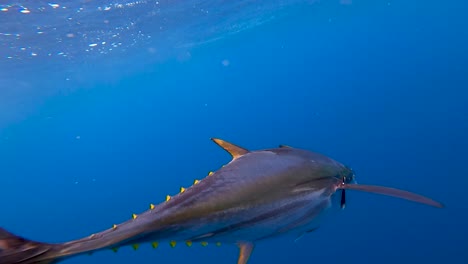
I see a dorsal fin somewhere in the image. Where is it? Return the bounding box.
[279,144,292,148]
[211,138,249,159]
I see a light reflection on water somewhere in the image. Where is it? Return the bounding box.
[0,0,313,128]
[0,0,311,64]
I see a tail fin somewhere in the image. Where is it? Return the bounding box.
[0,228,62,264]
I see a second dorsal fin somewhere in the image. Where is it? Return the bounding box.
[211,138,249,159]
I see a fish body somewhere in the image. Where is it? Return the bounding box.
[0,139,443,264]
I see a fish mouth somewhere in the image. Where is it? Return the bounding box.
[336,181,444,208]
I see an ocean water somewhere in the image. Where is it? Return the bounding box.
[0,0,467,264]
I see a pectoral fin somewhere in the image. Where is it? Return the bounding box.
[237,242,254,264]
[342,184,444,208]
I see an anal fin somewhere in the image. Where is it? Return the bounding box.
[237,242,254,264]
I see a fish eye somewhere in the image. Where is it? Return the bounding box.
[340,168,355,184]
[343,175,352,184]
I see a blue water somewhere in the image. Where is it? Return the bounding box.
[1,0,467,264]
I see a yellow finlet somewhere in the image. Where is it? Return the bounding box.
[185,241,193,247]
[111,247,119,253]
[193,179,200,185]
[151,242,159,248]
[112,224,117,229]
[149,204,155,210]
[132,213,138,220]
[165,195,171,201]
[210,138,249,159]
[180,187,186,193]
[216,242,222,246]
[208,171,214,176]
[201,241,208,247]
[132,244,140,250]
[170,241,177,248]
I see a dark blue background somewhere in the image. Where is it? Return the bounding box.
[1,1,467,264]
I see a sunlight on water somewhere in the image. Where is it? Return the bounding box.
[0,0,315,129]
[0,0,313,64]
